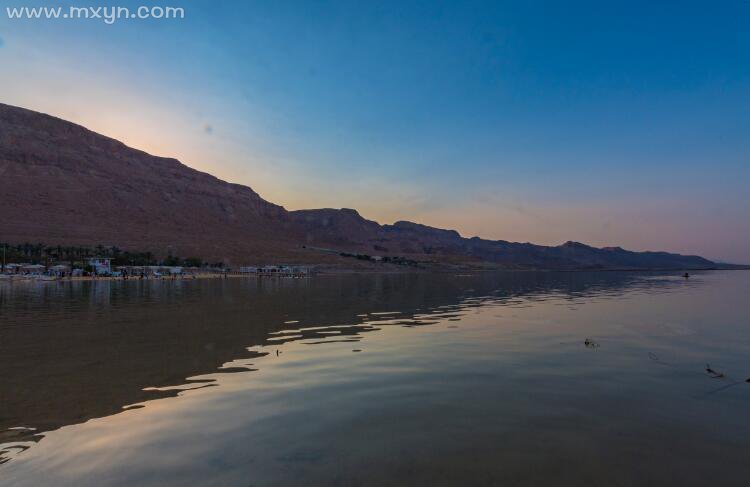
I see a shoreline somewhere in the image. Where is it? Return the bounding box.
[1,266,746,284]
[0,272,312,283]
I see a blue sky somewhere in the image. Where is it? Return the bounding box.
[1,0,749,261]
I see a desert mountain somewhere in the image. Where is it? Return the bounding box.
[289,208,714,269]
[0,103,715,269]
[0,103,306,263]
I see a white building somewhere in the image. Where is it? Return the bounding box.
[49,264,71,276]
[87,257,112,275]
[3,263,23,274]
[21,264,46,275]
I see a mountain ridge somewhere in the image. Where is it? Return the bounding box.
[0,103,716,270]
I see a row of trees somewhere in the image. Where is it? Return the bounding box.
[338,251,421,268]
[0,243,217,268]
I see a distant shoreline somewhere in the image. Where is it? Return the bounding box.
[0,272,312,283]
[2,266,747,285]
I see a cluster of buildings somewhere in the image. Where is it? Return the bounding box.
[2,258,114,277]
[1,258,313,279]
[2,258,115,276]
[2,263,58,275]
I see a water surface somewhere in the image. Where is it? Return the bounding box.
[1,271,749,486]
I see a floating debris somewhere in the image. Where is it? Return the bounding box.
[705,363,725,379]
[584,338,600,349]
[647,352,673,367]
[352,349,362,352]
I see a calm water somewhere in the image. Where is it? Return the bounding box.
[1,271,749,486]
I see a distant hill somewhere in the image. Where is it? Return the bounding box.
[0,103,716,270]
[290,208,715,270]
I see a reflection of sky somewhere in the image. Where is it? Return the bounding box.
[1,1,748,262]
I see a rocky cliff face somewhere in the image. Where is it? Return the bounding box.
[290,208,383,247]
[0,103,716,269]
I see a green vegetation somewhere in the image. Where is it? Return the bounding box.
[338,252,422,268]
[0,242,206,268]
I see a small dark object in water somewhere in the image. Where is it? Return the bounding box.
[352,349,362,352]
[683,273,690,279]
[584,338,600,348]
[276,350,281,356]
[648,352,675,367]
[705,363,725,379]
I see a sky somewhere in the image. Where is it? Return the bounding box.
[1,0,749,262]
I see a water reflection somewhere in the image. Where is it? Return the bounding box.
[0,271,709,466]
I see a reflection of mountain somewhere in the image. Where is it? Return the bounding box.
[0,272,696,455]
[0,103,715,269]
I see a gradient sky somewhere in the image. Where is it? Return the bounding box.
[1,0,749,262]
